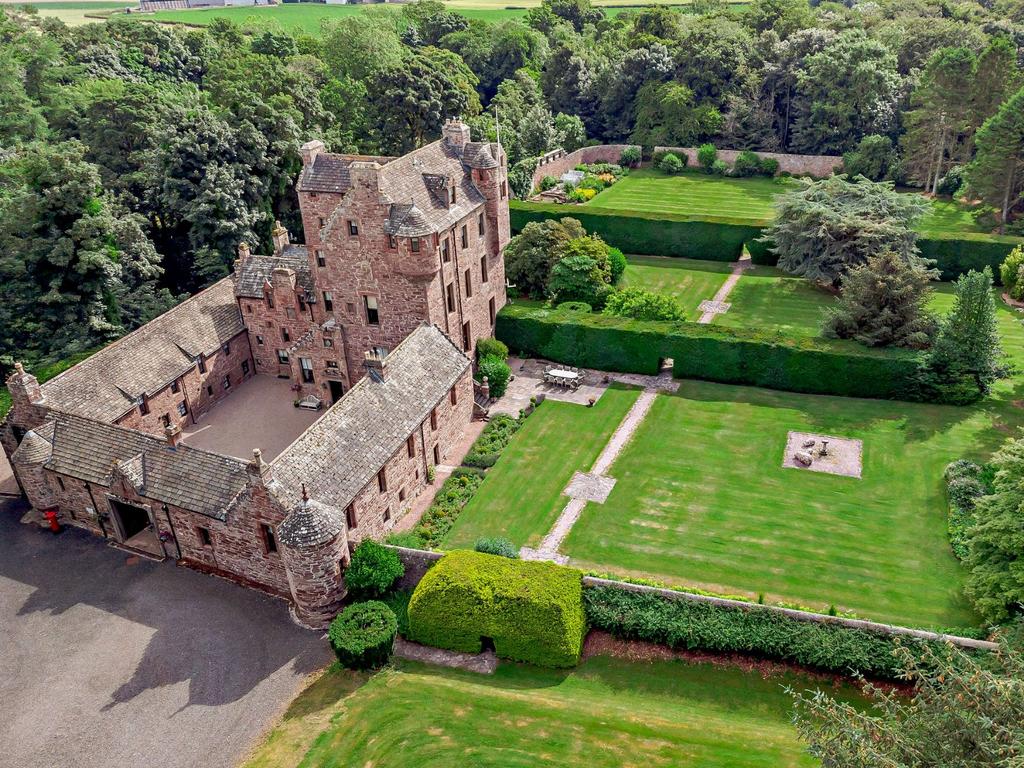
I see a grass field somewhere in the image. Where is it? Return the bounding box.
[620,255,732,316]
[443,385,640,549]
[244,657,848,768]
[9,1,131,24]
[713,265,835,336]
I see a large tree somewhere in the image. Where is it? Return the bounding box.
[503,217,586,298]
[966,85,1024,234]
[630,81,722,148]
[765,175,929,288]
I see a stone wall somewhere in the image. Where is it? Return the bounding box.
[387,544,443,591]
[530,145,640,190]
[653,147,842,178]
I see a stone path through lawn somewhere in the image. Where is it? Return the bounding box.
[697,255,753,323]
[521,388,659,563]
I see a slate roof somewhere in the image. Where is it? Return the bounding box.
[271,324,470,511]
[296,153,394,194]
[44,413,250,520]
[234,245,315,300]
[10,421,54,465]
[40,278,244,423]
[278,498,346,548]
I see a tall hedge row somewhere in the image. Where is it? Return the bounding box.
[585,586,932,678]
[497,304,921,401]
[510,201,1022,279]
[509,200,764,262]
[407,550,587,668]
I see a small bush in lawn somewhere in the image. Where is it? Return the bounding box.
[659,152,684,174]
[697,143,717,172]
[477,354,511,398]
[328,601,397,670]
[619,146,641,167]
[474,537,518,558]
[732,150,762,177]
[608,247,626,284]
[475,337,508,362]
[557,301,593,313]
[344,540,405,599]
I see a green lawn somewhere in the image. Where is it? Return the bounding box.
[621,255,732,317]
[714,265,835,336]
[442,385,640,550]
[246,657,849,768]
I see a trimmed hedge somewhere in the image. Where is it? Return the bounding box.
[510,200,765,262]
[328,600,398,670]
[497,303,921,401]
[918,233,1021,283]
[407,550,587,667]
[585,586,942,678]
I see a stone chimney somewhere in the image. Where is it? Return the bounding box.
[237,241,251,264]
[271,221,289,254]
[442,118,471,148]
[364,347,388,382]
[300,140,324,166]
[248,448,274,485]
[271,266,296,292]
[349,161,381,192]
[165,423,183,449]
[6,362,44,409]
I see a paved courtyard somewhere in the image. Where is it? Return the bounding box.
[0,497,332,768]
[182,375,323,460]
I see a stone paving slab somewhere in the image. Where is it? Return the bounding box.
[563,471,617,503]
[783,431,863,479]
[519,547,569,565]
[698,299,731,314]
[394,638,498,674]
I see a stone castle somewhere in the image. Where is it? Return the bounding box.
[1,120,509,627]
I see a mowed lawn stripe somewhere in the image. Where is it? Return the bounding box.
[293,657,836,768]
[713,266,835,336]
[442,385,641,550]
[620,255,732,316]
[562,381,991,628]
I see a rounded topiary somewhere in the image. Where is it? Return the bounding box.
[328,601,398,670]
[608,247,627,284]
[474,537,518,558]
[659,152,683,174]
[476,337,509,361]
[556,301,593,313]
[477,354,511,398]
[344,540,405,599]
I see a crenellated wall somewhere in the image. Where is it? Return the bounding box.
[530,145,640,190]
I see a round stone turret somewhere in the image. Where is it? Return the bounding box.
[279,494,350,629]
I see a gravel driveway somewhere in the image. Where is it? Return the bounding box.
[0,498,332,768]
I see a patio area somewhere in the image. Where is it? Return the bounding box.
[182,375,323,460]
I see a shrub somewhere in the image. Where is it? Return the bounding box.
[385,530,426,549]
[474,537,518,558]
[413,473,483,547]
[944,459,992,561]
[344,540,405,599]
[619,146,641,167]
[451,465,487,479]
[328,601,397,670]
[732,150,762,177]
[584,585,951,679]
[476,354,511,398]
[659,152,684,174]
[548,254,612,308]
[999,245,1024,300]
[538,175,558,192]
[842,134,898,181]
[568,187,597,202]
[936,166,964,197]
[556,301,593,313]
[759,156,780,177]
[603,287,686,321]
[697,143,717,172]
[463,413,521,468]
[407,550,587,667]
[711,159,729,176]
[475,337,509,362]
[607,247,626,284]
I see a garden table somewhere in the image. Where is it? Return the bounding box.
[549,369,579,385]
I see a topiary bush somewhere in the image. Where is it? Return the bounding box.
[407,550,587,667]
[328,601,398,670]
[659,152,684,174]
[474,537,518,558]
[475,337,509,362]
[477,354,511,398]
[345,540,405,599]
[607,247,626,284]
[697,143,717,173]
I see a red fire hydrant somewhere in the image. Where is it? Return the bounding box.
[43,508,61,534]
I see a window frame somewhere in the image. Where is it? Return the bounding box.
[364,295,380,326]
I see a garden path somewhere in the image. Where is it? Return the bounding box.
[697,256,753,323]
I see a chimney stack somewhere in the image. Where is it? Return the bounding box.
[300,140,324,167]
[271,266,296,292]
[165,423,183,448]
[442,118,471,148]
[363,347,388,382]
[6,362,44,409]
[271,221,289,254]
[237,241,251,261]
[248,448,274,485]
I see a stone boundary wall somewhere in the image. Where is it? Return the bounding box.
[531,145,640,190]
[654,147,843,179]
[583,577,998,651]
[384,545,996,651]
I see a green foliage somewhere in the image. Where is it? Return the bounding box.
[344,540,405,600]
[965,435,1024,622]
[630,82,721,149]
[407,550,587,667]
[603,287,686,322]
[475,337,508,362]
[792,642,1024,767]
[476,354,511,398]
[556,301,592,313]
[658,152,684,175]
[619,146,641,167]
[823,251,937,349]
[917,233,1021,282]
[327,601,397,670]
[497,302,924,401]
[547,253,612,308]
[584,585,951,679]
[380,589,411,638]
[607,247,626,284]
[765,175,930,288]
[411,473,484,549]
[463,413,522,468]
[943,459,991,561]
[842,135,898,182]
[966,84,1024,233]
[759,157,780,177]
[731,150,762,178]
[0,347,100,419]
[504,217,587,299]
[538,175,558,192]
[474,537,518,558]
[697,143,717,172]
[1000,245,1024,300]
